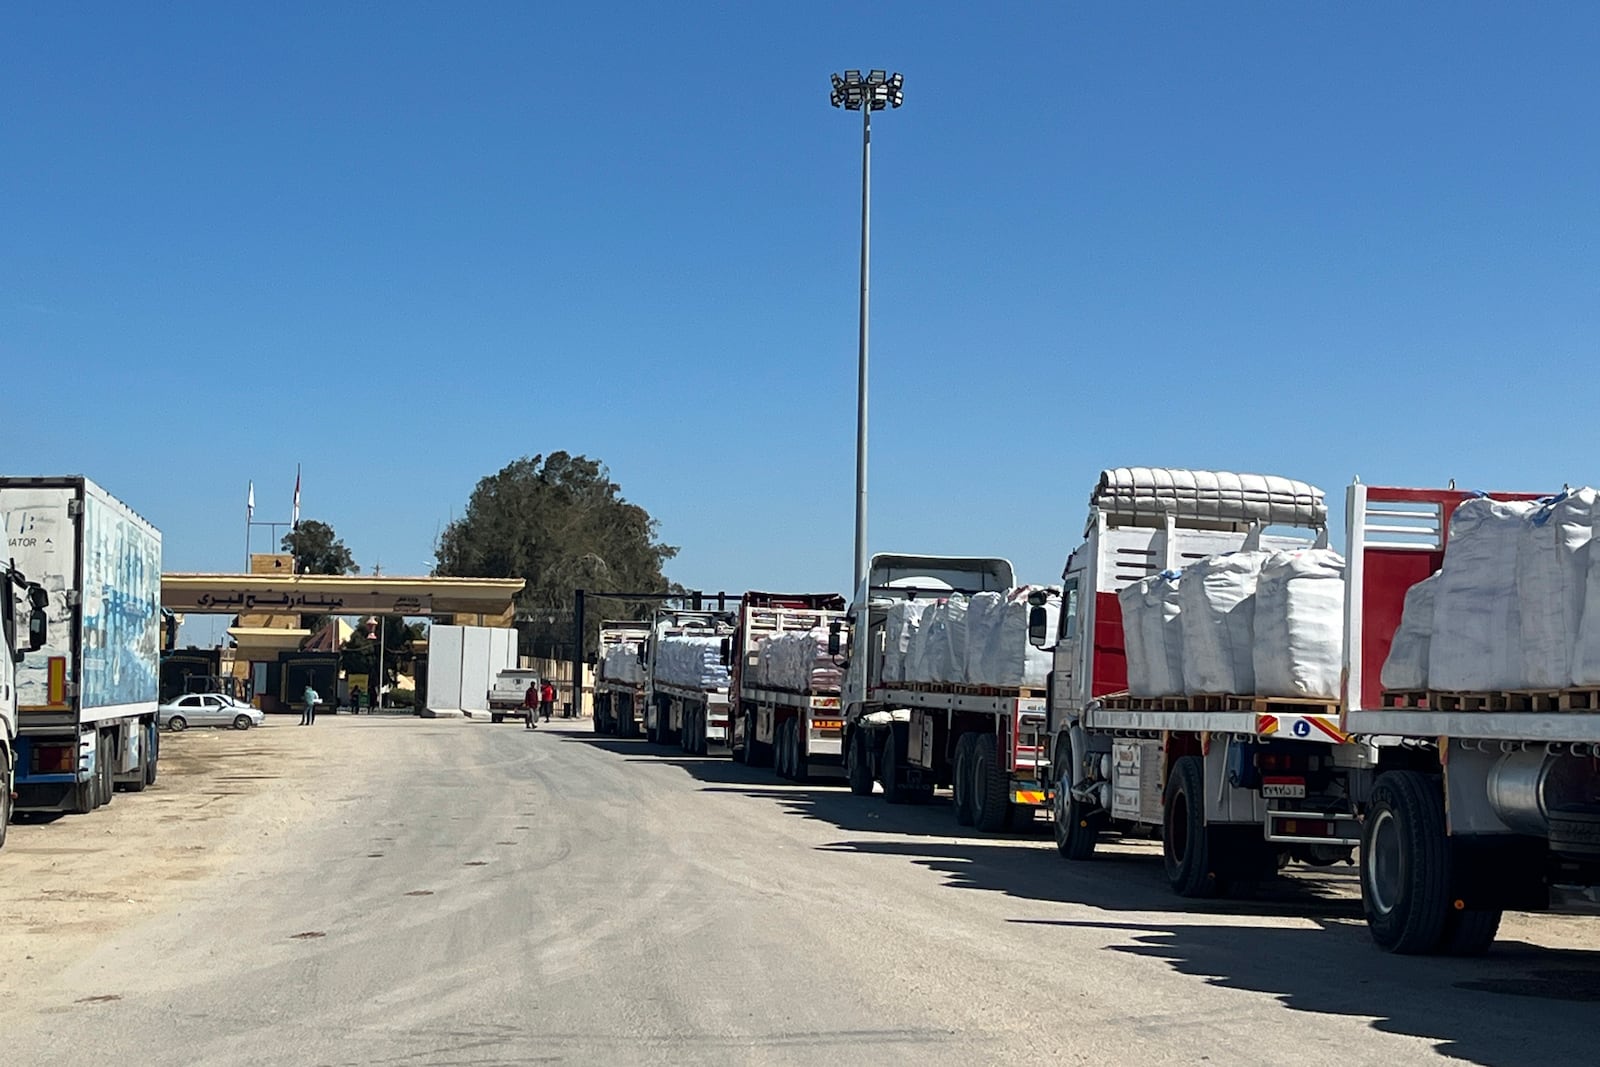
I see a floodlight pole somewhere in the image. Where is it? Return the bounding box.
[853,99,871,598]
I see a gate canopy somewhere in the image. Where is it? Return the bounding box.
[162,574,525,627]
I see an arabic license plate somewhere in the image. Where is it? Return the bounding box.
[1262,779,1307,799]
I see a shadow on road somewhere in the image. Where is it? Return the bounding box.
[564,730,1600,1066]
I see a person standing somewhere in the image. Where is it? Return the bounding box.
[540,680,556,723]
[523,680,539,730]
[301,682,320,726]
[350,684,364,714]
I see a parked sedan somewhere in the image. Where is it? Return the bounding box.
[158,693,265,732]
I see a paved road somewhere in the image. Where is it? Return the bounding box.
[6,717,1599,1066]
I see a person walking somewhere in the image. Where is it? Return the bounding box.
[301,682,320,726]
[539,680,556,723]
[523,680,539,730]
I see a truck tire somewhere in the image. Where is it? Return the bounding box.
[1163,755,1225,898]
[952,733,976,826]
[491,713,504,724]
[0,753,12,850]
[881,724,911,804]
[1439,906,1503,957]
[97,731,114,809]
[776,720,794,779]
[1053,737,1098,861]
[124,726,150,793]
[145,725,160,786]
[846,727,874,796]
[1547,806,1600,857]
[741,712,759,766]
[1361,769,1451,954]
[792,723,809,784]
[972,734,1013,833]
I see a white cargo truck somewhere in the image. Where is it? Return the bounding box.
[643,608,735,753]
[592,621,650,736]
[1,559,50,847]
[728,591,847,783]
[1039,469,1367,894]
[841,555,1053,830]
[1,476,163,815]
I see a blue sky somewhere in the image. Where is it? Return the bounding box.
[3,4,1597,645]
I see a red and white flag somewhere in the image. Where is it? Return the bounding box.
[292,465,301,528]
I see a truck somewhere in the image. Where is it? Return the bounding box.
[727,591,847,782]
[643,608,736,754]
[488,667,541,723]
[1040,468,1364,895]
[592,620,651,736]
[1340,479,1600,955]
[841,554,1053,830]
[1,476,163,816]
[2,559,50,847]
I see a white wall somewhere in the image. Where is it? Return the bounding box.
[427,625,520,714]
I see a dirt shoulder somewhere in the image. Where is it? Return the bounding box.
[0,714,370,991]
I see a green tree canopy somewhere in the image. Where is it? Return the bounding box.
[282,520,359,575]
[434,453,678,657]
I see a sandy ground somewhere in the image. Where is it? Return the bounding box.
[3,717,1600,1066]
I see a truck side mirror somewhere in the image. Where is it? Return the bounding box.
[1027,605,1049,648]
[26,583,47,653]
[719,637,731,666]
[827,621,842,657]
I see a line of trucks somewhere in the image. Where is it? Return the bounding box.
[593,466,1600,957]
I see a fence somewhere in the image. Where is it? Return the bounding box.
[524,655,594,717]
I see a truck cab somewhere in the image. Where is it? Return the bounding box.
[2,564,49,848]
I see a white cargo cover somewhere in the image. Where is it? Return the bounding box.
[1252,549,1345,700]
[1092,468,1326,532]
[966,587,1058,689]
[755,629,842,693]
[601,642,644,685]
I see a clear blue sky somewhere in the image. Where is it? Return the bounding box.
[4,4,1597,644]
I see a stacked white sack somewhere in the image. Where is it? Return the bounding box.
[1575,500,1600,684]
[909,595,969,684]
[1182,551,1270,695]
[1518,490,1596,688]
[754,630,842,693]
[962,593,1007,684]
[1381,573,1440,690]
[601,643,642,685]
[1429,499,1538,691]
[1252,549,1345,700]
[882,601,926,684]
[655,636,729,689]
[971,587,1059,688]
[1119,571,1185,697]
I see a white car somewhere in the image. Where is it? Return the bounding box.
[158,693,265,732]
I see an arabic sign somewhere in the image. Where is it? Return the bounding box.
[167,588,434,615]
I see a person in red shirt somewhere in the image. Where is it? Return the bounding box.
[523,681,539,730]
[539,681,556,723]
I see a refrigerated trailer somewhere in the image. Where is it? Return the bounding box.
[727,591,847,782]
[1,476,163,815]
[841,555,1051,830]
[1041,469,1364,894]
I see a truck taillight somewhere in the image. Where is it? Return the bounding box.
[32,744,75,774]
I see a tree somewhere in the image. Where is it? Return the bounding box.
[281,520,359,576]
[434,453,678,657]
[341,617,427,698]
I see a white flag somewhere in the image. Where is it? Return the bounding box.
[247,481,255,519]
[292,465,301,528]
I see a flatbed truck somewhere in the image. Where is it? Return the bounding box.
[726,591,847,782]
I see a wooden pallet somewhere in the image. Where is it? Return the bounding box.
[1380,689,1600,713]
[897,681,1047,699]
[1098,692,1340,715]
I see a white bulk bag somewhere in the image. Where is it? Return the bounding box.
[1120,571,1184,697]
[1181,550,1270,695]
[932,594,970,684]
[904,600,940,684]
[977,587,1059,689]
[963,592,1006,683]
[882,600,926,684]
[1429,498,1537,691]
[1381,572,1440,691]
[1517,489,1596,688]
[1118,579,1152,696]
[1252,549,1345,700]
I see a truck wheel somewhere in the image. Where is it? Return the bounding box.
[792,723,809,784]
[777,720,794,779]
[1361,769,1452,954]
[881,724,911,804]
[98,731,114,808]
[0,755,12,850]
[972,734,1013,832]
[846,728,874,796]
[741,712,758,766]
[491,713,504,724]
[952,733,976,826]
[1163,755,1225,898]
[1053,737,1099,860]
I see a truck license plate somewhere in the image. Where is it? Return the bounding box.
[1262,778,1306,799]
